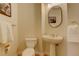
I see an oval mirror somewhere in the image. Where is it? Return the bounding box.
[48,6,62,28]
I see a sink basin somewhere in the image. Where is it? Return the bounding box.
[42,34,63,55]
[42,35,63,44]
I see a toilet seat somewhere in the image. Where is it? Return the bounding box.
[22,48,35,56]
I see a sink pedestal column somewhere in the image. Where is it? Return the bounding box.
[49,43,55,56]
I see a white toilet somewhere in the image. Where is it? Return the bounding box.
[22,37,37,56]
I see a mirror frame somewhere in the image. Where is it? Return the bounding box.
[48,6,63,28]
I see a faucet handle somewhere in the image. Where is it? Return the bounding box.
[52,34,58,37]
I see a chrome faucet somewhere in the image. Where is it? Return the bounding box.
[52,34,57,37]
[52,34,55,37]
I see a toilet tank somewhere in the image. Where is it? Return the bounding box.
[25,38,37,48]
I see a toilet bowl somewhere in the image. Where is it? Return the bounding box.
[22,37,37,56]
[22,48,35,56]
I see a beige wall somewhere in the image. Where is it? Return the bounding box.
[17,3,42,53]
[0,4,18,55]
[41,4,68,55]
[68,3,79,25]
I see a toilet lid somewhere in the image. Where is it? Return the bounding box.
[22,48,35,56]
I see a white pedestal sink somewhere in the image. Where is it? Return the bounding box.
[42,34,63,56]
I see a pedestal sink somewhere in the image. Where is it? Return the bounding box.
[42,34,63,56]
